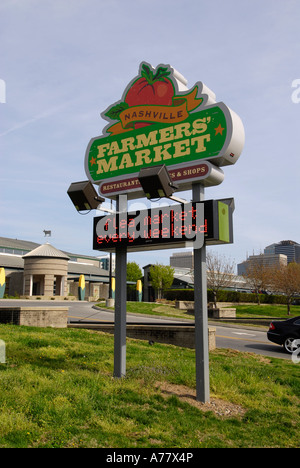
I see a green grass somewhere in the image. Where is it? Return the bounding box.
[234,304,300,319]
[97,301,300,321]
[97,300,193,320]
[0,324,299,448]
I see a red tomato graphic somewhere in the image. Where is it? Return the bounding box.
[125,64,175,128]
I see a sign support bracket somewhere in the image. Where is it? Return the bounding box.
[192,183,210,403]
[113,194,127,378]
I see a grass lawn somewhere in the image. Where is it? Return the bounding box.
[97,300,193,320]
[0,323,299,448]
[97,301,300,321]
[234,304,300,319]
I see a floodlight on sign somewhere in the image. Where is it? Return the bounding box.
[67,180,105,211]
[138,165,178,199]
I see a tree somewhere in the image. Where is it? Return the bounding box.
[126,261,142,292]
[206,251,235,307]
[149,263,174,300]
[269,262,300,315]
[242,257,271,305]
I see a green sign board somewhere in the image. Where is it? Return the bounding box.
[85,63,244,199]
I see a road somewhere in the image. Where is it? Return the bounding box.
[212,323,290,359]
[0,299,290,360]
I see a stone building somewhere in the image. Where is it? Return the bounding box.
[0,237,111,300]
[22,243,69,297]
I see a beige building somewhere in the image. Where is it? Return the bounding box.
[237,253,287,276]
[23,243,69,297]
[0,237,111,300]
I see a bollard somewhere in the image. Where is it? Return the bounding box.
[0,268,5,299]
[78,274,85,301]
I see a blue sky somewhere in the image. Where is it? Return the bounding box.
[1,0,300,270]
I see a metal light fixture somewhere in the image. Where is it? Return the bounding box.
[67,180,105,211]
[138,165,178,199]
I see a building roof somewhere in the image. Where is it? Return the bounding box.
[68,261,109,278]
[0,236,40,253]
[0,253,24,270]
[265,240,300,248]
[0,237,110,281]
[23,243,70,260]
[0,236,101,263]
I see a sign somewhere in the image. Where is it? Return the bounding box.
[204,199,234,244]
[94,202,204,252]
[99,161,224,198]
[85,62,244,199]
[93,199,233,252]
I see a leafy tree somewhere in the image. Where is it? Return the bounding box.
[126,261,142,291]
[149,263,174,300]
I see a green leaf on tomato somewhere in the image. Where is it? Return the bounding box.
[105,102,129,120]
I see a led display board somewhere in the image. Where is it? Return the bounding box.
[93,199,233,252]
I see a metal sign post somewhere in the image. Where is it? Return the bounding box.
[113,194,127,378]
[192,183,210,403]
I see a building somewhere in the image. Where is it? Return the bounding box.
[170,251,251,292]
[143,264,193,302]
[237,240,300,276]
[264,240,300,264]
[22,243,70,297]
[98,254,116,272]
[170,251,193,269]
[143,263,250,301]
[0,236,110,299]
[237,253,288,276]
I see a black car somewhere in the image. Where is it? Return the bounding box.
[267,316,300,353]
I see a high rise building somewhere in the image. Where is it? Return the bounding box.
[170,251,193,269]
[264,240,300,264]
[237,253,287,276]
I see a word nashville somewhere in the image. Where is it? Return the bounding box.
[93,202,205,250]
[91,117,215,176]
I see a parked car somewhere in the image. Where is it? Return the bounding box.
[267,316,300,353]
